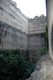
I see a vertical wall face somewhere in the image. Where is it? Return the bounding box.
[28,15,47,34]
[28,34,45,61]
[0,0,28,33]
[0,0,47,61]
[0,0,28,50]
[0,22,28,49]
[46,0,53,60]
[28,15,47,61]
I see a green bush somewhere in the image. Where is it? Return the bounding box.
[0,49,35,80]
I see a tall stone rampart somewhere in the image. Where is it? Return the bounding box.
[0,0,28,50]
[28,15,47,34]
[28,15,47,62]
[0,0,47,61]
[0,0,28,33]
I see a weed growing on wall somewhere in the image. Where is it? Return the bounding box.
[45,26,48,50]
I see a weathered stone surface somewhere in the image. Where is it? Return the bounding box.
[26,53,53,80]
[0,0,28,33]
[0,21,28,49]
[0,0,47,61]
[28,15,47,34]
[28,33,46,62]
[0,0,28,50]
[28,15,47,61]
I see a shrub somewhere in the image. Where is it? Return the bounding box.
[0,49,35,80]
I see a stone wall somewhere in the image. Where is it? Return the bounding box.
[28,33,46,61]
[0,0,47,62]
[0,0,28,33]
[28,15,47,34]
[0,0,28,50]
[28,15,47,62]
[0,21,28,50]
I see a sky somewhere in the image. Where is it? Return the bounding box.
[12,0,46,18]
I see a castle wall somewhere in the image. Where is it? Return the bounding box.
[0,0,28,50]
[28,15,47,34]
[0,21,28,50]
[0,0,28,33]
[0,0,47,62]
[28,15,47,61]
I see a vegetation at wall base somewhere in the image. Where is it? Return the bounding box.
[34,26,48,63]
[0,49,35,80]
[34,47,47,63]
